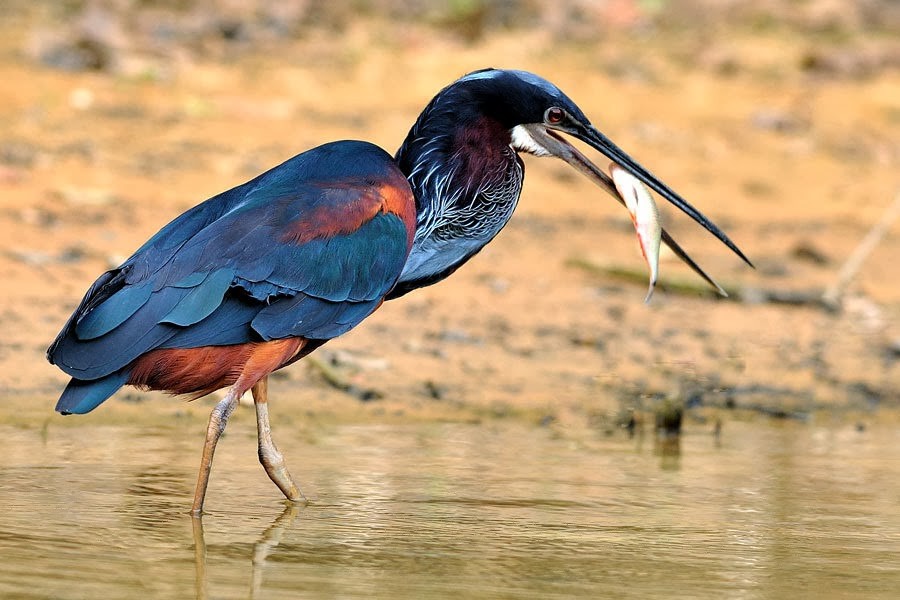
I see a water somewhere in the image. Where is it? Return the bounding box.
[0,417,898,599]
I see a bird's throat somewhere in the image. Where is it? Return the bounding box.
[392,114,524,297]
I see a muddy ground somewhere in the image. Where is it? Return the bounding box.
[0,2,898,433]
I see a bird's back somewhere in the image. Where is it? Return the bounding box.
[48,140,416,413]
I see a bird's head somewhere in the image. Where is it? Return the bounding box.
[451,68,751,266]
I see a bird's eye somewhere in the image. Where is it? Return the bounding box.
[545,107,565,124]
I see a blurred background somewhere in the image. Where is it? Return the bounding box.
[1,2,899,599]
[2,0,896,423]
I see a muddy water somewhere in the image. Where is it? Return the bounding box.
[0,418,898,599]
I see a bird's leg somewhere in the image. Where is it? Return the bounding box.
[191,388,240,516]
[252,377,305,502]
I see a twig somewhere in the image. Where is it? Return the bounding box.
[822,190,900,311]
[568,257,845,310]
[566,257,738,299]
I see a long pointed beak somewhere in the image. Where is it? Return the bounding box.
[516,123,751,267]
[571,124,753,267]
[514,123,743,295]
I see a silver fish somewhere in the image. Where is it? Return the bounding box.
[528,130,727,297]
[610,163,662,303]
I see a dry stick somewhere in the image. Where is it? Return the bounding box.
[822,190,900,311]
[566,262,838,310]
[565,257,735,299]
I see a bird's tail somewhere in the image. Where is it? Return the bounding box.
[56,368,131,415]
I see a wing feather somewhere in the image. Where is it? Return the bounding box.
[160,268,235,327]
[48,141,416,385]
[74,279,154,340]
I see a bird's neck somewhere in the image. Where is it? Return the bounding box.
[389,111,524,298]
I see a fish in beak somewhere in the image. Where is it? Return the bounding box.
[609,163,661,303]
[512,120,743,296]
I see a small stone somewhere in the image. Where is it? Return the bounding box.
[69,87,95,111]
[751,108,808,134]
[791,241,830,265]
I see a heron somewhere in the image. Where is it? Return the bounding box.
[47,68,750,515]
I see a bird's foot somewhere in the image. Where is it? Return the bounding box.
[258,445,306,502]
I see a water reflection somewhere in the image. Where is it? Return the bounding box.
[192,515,208,600]
[0,419,899,599]
[192,503,302,600]
[248,504,301,597]
[654,435,682,471]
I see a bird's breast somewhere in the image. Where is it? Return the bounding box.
[435,145,523,240]
[398,149,523,288]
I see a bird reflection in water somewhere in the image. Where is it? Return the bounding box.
[192,504,301,600]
